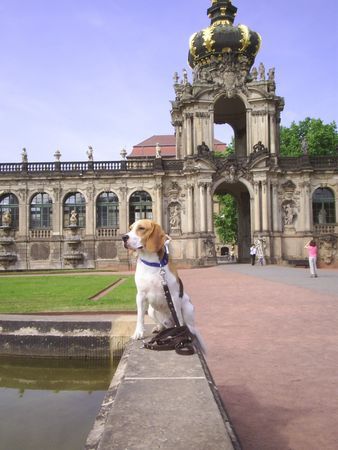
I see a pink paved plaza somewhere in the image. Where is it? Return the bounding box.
[180,264,338,450]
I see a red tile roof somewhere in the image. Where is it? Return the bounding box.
[129,135,227,158]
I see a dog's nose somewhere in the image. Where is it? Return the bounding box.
[122,234,129,243]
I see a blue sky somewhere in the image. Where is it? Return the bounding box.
[0,0,337,163]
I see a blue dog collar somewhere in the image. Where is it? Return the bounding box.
[140,251,169,268]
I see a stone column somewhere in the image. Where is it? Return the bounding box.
[208,109,214,151]
[269,113,276,154]
[261,180,269,231]
[186,113,193,156]
[303,181,311,231]
[85,187,95,236]
[246,109,252,156]
[17,189,28,236]
[206,183,213,232]
[155,183,162,226]
[271,182,280,231]
[187,183,194,233]
[194,114,201,151]
[52,186,62,235]
[264,113,269,150]
[252,114,258,152]
[199,182,207,232]
[254,181,261,232]
[119,187,128,232]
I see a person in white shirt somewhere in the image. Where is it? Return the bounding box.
[250,244,257,266]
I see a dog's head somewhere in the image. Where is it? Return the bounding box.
[122,219,166,253]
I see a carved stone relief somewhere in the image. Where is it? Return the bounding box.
[281,200,297,227]
[319,235,337,265]
[168,202,181,235]
[203,237,215,257]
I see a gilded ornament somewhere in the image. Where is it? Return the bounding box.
[189,33,198,59]
[238,24,250,52]
[202,27,215,53]
[213,19,231,26]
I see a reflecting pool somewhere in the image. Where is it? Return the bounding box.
[0,356,117,450]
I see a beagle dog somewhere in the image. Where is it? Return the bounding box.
[122,219,203,348]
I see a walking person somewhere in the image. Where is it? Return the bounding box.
[250,243,257,266]
[304,239,318,278]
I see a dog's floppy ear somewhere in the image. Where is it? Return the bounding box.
[144,222,166,253]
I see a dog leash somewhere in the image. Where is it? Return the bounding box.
[143,241,195,355]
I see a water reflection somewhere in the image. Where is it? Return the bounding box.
[0,356,117,450]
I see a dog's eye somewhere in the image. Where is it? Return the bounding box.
[138,226,145,231]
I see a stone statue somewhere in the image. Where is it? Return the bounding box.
[87,146,93,161]
[229,164,236,182]
[319,236,336,265]
[2,210,12,226]
[318,207,327,224]
[182,68,188,84]
[169,205,181,230]
[254,238,265,265]
[21,148,28,163]
[54,149,61,161]
[173,72,179,84]
[258,62,265,81]
[253,141,266,153]
[197,141,210,156]
[251,67,258,81]
[69,209,78,226]
[155,143,161,158]
[268,67,275,82]
[203,238,215,257]
[283,203,295,226]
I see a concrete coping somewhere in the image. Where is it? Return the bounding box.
[86,337,241,450]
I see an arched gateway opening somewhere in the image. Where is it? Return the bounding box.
[213,180,251,262]
[214,96,247,157]
[212,96,251,262]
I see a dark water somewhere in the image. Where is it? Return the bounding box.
[0,356,117,450]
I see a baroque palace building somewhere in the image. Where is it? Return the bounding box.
[0,0,337,271]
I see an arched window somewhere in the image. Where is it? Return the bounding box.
[129,191,152,225]
[312,188,336,224]
[63,192,86,228]
[96,192,119,228]
[30,193,52,229]
[0,193,19,228]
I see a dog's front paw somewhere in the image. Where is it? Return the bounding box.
[151,324,164,334]
[132,328,145,340]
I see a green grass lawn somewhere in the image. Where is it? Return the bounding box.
[0,275,137,313]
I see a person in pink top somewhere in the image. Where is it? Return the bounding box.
[304,239,318,278]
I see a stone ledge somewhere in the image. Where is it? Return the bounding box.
[0,315,148,359]
[86,339,241,450]
[0,319,113,358]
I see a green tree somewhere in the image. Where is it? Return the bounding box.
[214,136,235,158]
[280,117,338,156]
[214,194,238,244]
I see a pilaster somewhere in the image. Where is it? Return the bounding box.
[186,183,194,233]
[254,181,261,232]
[119,187,128,231]
[198,182,207,233]
[261,179,269,231]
